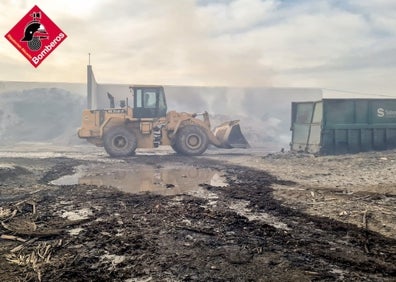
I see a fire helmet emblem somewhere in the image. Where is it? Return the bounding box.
[21,12,48,51]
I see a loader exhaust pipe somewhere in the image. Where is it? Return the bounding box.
[87,64,99,110]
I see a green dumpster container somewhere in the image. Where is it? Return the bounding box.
[291,99,396,154]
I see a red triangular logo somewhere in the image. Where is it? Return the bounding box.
[5,5,67,68]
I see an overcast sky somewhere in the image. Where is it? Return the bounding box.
[1,0,396,95]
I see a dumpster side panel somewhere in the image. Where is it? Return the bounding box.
[292,98,396,154]
[322,99,396,154]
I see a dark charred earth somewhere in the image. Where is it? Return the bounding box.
[0,151,395,281]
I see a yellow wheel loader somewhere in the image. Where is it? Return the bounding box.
[77,66,249,157]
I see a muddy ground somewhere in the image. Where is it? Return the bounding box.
[0,145,395,281]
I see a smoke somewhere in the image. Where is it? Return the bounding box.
[165,85,322,149]
[164,86,209,113]
[0,79,323,151]
[0,87,85,145]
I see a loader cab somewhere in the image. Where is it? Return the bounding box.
[130,86,167,118]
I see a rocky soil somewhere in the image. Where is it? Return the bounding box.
[0,146,395,281]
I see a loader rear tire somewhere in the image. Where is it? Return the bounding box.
[175,125,208,156]
[103,127,137,157]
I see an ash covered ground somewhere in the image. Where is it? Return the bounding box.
[0,145,395,281]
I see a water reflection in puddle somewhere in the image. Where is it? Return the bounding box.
[52,164,227,197]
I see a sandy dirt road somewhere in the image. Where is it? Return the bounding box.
[0,145,395,281]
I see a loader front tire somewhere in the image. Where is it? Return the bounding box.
[170,143,181,154]
[175,125,208,156]
[104,127,137,157]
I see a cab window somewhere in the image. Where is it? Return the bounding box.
[144,91,157,108]
[133,87,167,118]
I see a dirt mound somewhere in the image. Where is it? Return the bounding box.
[0,88,85,145]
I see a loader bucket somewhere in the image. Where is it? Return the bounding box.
[212,120,250,149]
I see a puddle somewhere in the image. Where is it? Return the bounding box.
[50,166,85,186]
[51,164,228,197]
[80,166,227,196]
